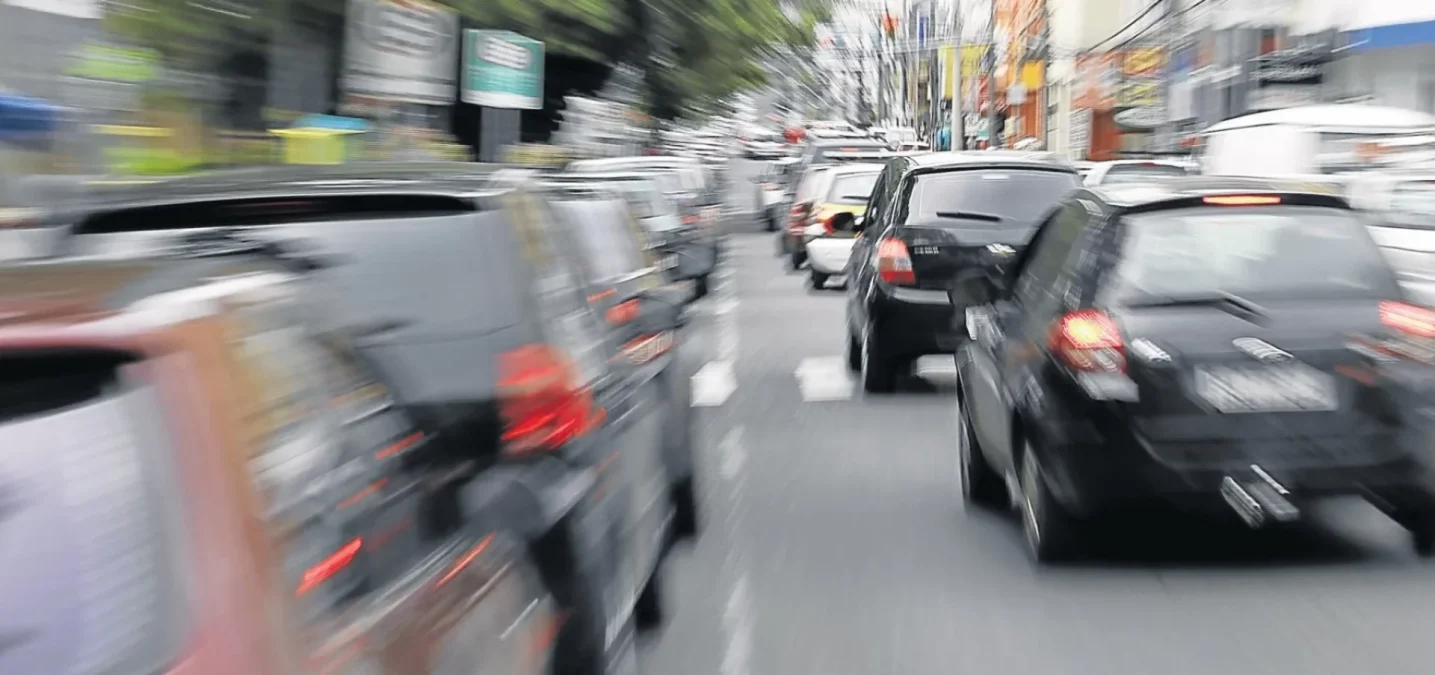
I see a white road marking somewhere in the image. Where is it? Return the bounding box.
[718,426,747,479]
[794,356,855,402]
[691,360,737,407]
[720,573,757,675]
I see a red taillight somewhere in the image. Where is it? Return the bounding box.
[606,299,640,325]
[296,538,362,596]
[822,214,837,234]
[1380,301,1435,339]
[788,202,811,233]
[1048,310,1126,373]
[875,237,915,286]
[497,344,606,456]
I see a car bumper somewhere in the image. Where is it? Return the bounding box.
[870,285,959,357]
[805,237,855,274]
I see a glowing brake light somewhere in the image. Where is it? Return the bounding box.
[296,538,362,596]
[1202,195,1282,206]
[497,344,606,456]
[1380,301,1435,339]
[606,299,640,325]
[875,237,915,286]
[1048,310,1126,373]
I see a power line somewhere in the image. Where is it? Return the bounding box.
[1081,0,1166,55]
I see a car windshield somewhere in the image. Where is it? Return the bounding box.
[1102,163,1188,184]
[1111,205,1400,302]
[1387,179,1435,227]
[906,169,1080,226]
[826,172,879,205]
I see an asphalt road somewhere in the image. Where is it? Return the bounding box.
[636,157,1435,675]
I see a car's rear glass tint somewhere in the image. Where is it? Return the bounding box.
[1111,205,1400,302]
[827,172,880,205]
[0,350,186,675]
[1102,163,1188,184]
[906,169,1080,227]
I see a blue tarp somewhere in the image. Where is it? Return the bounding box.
[0,93,60,141]
[292,114,370,132]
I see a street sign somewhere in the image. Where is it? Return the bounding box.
[463,30,545,110]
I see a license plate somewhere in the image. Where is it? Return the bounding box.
[660,254,678,270]
[1192,365,1338,413]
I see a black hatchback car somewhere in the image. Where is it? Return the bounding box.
[846,151,1081,392]
[956,177,1435,562]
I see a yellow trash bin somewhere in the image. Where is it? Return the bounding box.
[270,128,365,165]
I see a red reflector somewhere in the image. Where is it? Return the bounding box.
[1380,301,1435,339]
[1202,195,1282,206]
[297,539,362,596]
[497,344,605,456]
[1049,310,1126,373]
[606,299,640,325]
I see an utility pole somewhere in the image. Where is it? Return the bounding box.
[985,0,998,148]
[951,0,963,147]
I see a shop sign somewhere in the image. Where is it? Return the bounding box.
[1117,80,1161,108]
[1114,106,1165,131]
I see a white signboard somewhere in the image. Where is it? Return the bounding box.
[342,0,458,105]
[2,0,100,19]
[1068,108,1091,161]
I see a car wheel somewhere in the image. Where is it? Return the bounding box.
[549,547,633,675]
[694,275,710,299]
[1017,445,1079,563]
[958,389,1008,508]
[789,250,806,271]
[809,271,828,289]
[846,332,861,373]
[764,214,777,232]
[670,475,700,543]
[859,325,896,393]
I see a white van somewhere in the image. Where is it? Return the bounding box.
[1201,104,1435,185]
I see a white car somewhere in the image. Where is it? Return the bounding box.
[797,163,883,289]
[1082,159,1190,186]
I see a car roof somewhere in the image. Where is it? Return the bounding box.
[0,256,293,329]
[809,138,886,147]
[78,162,517,211]
[1086,175,1351,210]
[900,150,1075,171]
[825,163,885,175]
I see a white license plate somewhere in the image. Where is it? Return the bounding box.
[1192,365,1338,413]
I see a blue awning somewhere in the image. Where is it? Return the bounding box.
[1348,19,1435,52]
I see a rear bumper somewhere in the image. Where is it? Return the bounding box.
[805,238,855,274]
[870,284,960,358]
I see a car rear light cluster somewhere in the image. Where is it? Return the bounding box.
[497,344,606,457]
[788,202,811,231]
[1380,301,1435,339]
[875,237,915,286]
[1048,310,1126,373]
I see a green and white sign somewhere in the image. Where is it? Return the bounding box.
[463,30,544,110]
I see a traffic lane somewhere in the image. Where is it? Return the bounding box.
[643,233,1435,675]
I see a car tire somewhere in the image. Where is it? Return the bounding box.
[1017,445,1080,564]
[694,275,710,299]
[859,325,896,393]
[789,250,806,271]
[764,214,777,232]
[670,476,700,543]
[810,271,828,289]
[548,539,634,675]
[634,564,665,631]
[958,390,1008,508]
[846,332,862,373]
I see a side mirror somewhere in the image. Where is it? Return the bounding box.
[828,211,857,233]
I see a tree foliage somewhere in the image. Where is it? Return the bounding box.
[106,0,826,120]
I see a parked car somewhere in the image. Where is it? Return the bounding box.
[544,171,715,300]
[1081,159,1190,186]
[753,157,801,232]
[567,157,723,297]
[0,253,558,675]
[957,178,1435,563]
[1346,170,1435,305]
[48,162,700,675]
[846,151,1082,392]
[797,163,883,289]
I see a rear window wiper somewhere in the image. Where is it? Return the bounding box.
[935,211,1003,223]
[1122,290,1267,318]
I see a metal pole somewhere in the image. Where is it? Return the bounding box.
[951,0,963,148]
[986,0,998,148]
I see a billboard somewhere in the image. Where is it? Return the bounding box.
[342,0,459,105]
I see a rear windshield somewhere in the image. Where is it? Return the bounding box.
[1387,179,1435,226]
[826,172,880,205]
[551,198,646,280]
[1111,205,1400,302]
[906,169,1080,226]
[0,351,186,675]
[1102,163,1187,184]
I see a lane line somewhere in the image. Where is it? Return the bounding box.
[794,356,855,402]
[691,360,737,407]
[720,572,757,675]
[718,426,747,480]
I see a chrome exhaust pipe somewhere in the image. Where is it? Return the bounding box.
[1222,466,1300,529]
